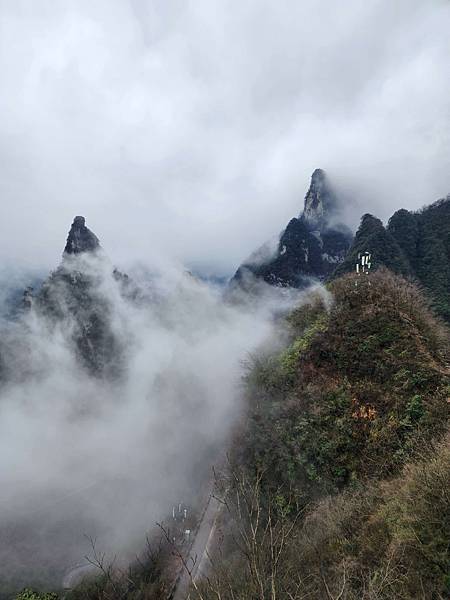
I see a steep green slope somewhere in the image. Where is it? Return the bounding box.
[242,269,449,493]
[406,199,450,321]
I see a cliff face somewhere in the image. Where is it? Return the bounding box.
[36,217,126,377]
[63,216,100,255]
[231,169,352,289]
[302,168,337,228]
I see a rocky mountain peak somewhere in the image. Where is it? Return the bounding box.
[63,216,100,255]
[230,169,352,290]
[302,168,336,229]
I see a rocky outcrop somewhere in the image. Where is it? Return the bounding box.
[64,216,100,255]
[36,217,123,376]
[303,168,337,227]
[231,169,352,289]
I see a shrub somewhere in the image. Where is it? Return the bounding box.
[14,591,58,600]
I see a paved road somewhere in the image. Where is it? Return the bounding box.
[172,492,222,600]
[61,488,223,598]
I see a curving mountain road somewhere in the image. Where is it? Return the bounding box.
[172,492,222,600]
[61,487,223,598]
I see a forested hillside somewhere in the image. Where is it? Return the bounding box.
[335,198,450,322]
[194,269,450,599]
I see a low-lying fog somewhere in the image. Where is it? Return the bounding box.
[0,252,322,590]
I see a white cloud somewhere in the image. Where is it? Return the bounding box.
[0,253,323,581]
[0,0,448,273]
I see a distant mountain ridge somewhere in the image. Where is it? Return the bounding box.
[335,196,450,321]
[230,169,450,321]
[230,169,352,289]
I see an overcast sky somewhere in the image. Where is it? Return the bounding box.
[0,0,449,276]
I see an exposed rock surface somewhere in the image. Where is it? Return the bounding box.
[36,217,123,376]
[231,169,352,289]
[64,216,100,255]
[303,168,336,227]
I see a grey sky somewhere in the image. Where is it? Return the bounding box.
[0,0,449,275]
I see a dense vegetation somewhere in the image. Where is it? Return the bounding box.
[243,270,449,490]
[193,269,450,599]
[336,197,450,322]
[14,591,57,600]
